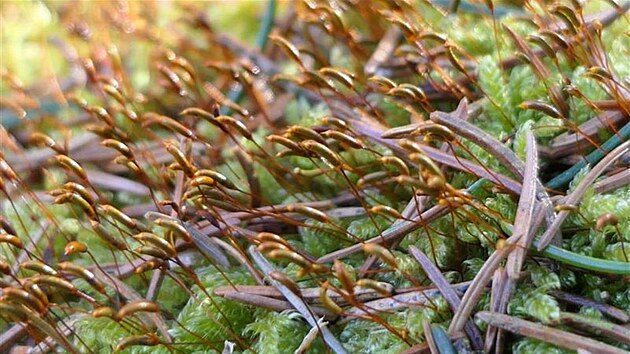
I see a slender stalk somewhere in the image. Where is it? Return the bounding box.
[409,246,483,350]
[249,246,347,354]
[476,312,628,354]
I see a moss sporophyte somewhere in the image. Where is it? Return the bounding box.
[1,1,629,353]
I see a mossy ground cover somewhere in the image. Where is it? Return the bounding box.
[1,1,629,353]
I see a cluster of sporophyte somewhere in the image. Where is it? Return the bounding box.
[1,0,629,353]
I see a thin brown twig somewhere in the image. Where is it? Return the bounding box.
[343,281,472,319]
[594,167,630,194]
[248,246,347,354]
[0,325,27,354]
[476,311,628,354]
[559,312,630,345]
[221,291,336,319]
[409,246,483,351]
[447,242,516,336]
[364,26,402,76]
[541,111,628,159]
[506,126,540,279]
[317,204,448,263]
[484,267,507,353]
[215,284,388,304]
[550,290,630,323]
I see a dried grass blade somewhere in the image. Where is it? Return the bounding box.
[559,312,630,345]
[214,285,282,298]
[210,237,263,284]
[184,222,230,267]
[294,318,328,354]
[86,169,151,195]
[550,291,629,323]
[546,122,630,190]
[222,291,334,319]
[430,106,523,179]
[484,267,507,353]
[494,277,517,354]
[476,312,628,354]
[248,246,347,354]
[545,111,627,159]
[594,167,630,194]
[343,282,472,319]
[146,269,164,302]
[506,127,539,279]
[423,320,439,354]
[364,26,401,75]
[215,285,385,304]
[317,204,448,263]
[0,325,27,353]
[409,246,483,351]
[431,102,556,233]
[448,243,515,335]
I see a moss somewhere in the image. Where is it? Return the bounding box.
[340,319,409,353]
[168,268,256,352]
[244,310,323,354]
[513,338,574,354]
[346,215,392,241]
[3,1,630,353]
[73,316,135,353]
[299,219,350,258]
[509,288,560,324]
[375,251,426,288]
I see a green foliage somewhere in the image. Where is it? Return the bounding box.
[340,319,409,354]
[578,306,604,320]
[443,15,494,56]
[610,287,630,311]
[376,251,425,288]
[169,268,255,352]
[284,97,331,127]
[581,185,630,232]
[513,338,574,354]
[477,56,511,133]
[509,267,562,324]
[346,216,392,241]
[377,97,412,128]
[529,264,561,291]
[509,288,560,324]
[341,294,452,352]
[299,219,350,258]
[510,289,561,324]
[558,268,577,289]
[402,217,458,269]
[244,310,323,354]
[254,160,290,205]
[462,258,485,281]
[3,1,630,353]
[73,317,135,353]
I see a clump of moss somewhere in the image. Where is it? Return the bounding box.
[2,1,629,353]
